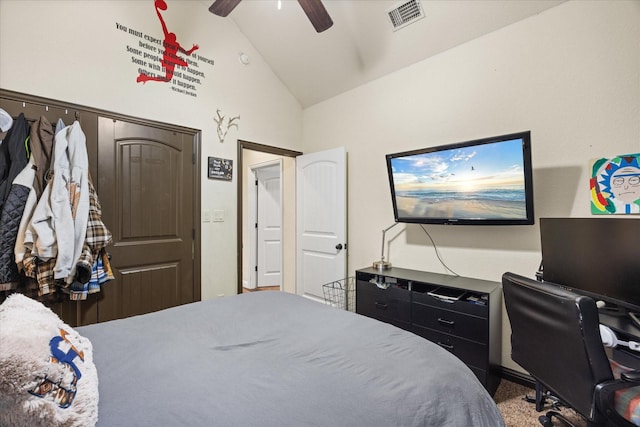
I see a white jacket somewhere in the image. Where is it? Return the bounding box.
[29,121,89,283]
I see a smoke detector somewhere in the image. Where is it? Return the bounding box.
[387,0,425,31]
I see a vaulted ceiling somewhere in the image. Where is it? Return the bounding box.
[205,0,565,108]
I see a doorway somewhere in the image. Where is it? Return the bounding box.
[247,160,282,290]
[237,140,301,295]
[238,142,348,300]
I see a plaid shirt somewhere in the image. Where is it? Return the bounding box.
[68,176,112,300]
[76,176,112,271]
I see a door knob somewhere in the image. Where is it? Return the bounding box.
[335,243,343,251]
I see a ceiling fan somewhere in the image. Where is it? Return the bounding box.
[209,0,333,33]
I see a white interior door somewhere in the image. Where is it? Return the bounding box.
[296,147,347,301]
[255,163,282,288]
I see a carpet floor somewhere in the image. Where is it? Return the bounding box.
[494,380,587,427]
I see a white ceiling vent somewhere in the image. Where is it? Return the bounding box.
[387,0,425,31]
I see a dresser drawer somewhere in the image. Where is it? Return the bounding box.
[412,325,487,370]
[356,280,411,324]
[412,303,488,343]
[412,288,489,318]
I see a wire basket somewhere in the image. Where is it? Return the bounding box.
[322,277,355,312]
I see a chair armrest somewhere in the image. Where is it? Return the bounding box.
[622,370,640,382]
[595,378,640,426]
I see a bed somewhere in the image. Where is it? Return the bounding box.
[0,291,504,426]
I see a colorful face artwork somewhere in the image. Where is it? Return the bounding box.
[591,153,640,215]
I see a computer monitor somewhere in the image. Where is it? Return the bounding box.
[540,217,640,315]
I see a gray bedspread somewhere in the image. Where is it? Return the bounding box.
[78,291,504,426]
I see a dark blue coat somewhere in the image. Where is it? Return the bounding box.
[0,113,30,209]
[0,113,30,286]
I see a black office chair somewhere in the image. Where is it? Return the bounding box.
[502,272,640,427]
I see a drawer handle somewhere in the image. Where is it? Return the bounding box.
[437,342,454,350]
[437,318,455,326]
[375,301,388,310]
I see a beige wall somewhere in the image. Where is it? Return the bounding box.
[301,0,640,372]
[0,0,303,300]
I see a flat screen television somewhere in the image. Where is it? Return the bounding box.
[540,217,640,316]
[385,131,534,225]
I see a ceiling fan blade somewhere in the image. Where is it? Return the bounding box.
[297,0,333,33]
[209,0,242,17]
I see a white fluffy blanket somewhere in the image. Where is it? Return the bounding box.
[0,294,98,427]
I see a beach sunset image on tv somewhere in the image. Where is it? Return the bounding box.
[390,138,528,220]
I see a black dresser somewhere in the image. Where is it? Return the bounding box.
[356,267,502,396]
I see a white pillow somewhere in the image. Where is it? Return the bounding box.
[0,294,98,427]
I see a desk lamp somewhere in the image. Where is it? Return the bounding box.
[373,222,400,271]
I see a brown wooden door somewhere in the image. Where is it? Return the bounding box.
[96,117,196,322]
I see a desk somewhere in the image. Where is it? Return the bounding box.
[600,310,640,369]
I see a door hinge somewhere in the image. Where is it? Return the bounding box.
[255,179,258,186]
[255,265,258,272]
[192,153,196,164]
[255,222,258,229]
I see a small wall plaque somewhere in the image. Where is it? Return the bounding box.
[208,157,233,181]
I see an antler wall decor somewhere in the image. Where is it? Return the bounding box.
[214,109,240,143]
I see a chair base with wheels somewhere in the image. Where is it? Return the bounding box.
[524,382,583,427]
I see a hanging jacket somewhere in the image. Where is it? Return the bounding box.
[30,116,54,198]
[67,175,113,300]
[21,119,67,296]
[14,117,55,271]
[0,113,29,211]
[0,114,30,289]
[74,175,112,284]
[0,164,31,289]
[28,121,89,284]
[54,122,90,283]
